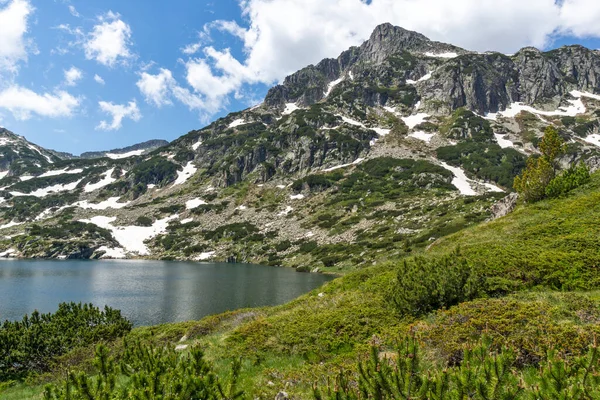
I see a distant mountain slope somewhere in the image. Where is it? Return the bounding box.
[0,23,599,267]
[79,139,169,159]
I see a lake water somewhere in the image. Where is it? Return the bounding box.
[0,259,334,326]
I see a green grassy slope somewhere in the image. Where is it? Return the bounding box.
[4,173,600,399]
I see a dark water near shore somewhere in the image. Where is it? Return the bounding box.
[0,259,334,326]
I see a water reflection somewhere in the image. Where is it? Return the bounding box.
[0,259,334,326]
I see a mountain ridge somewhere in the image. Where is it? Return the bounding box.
[0,23,598,268]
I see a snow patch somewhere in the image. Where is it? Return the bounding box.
[276,185,286,189]
[290,194,305,200]
[105,150,144,159]
[277,206,293,216]
[80,215,178,255]
[339,115,365,127]
[237,205,247,210]
[228,118,246,128]
[324,77,344,96]
[20,176,34,181]
[583,134,600,147]
[0,248,16,257]
[439,162,477,196]
[425,52,459,58]
[406,73,432,85]
[0,221,23,230]
[323,158,365,172]
[181,218,194,224]
[186,198,207,209]
[76,197,130,210]
[0,171,8,180]
[40,168,83,178]
[440,162,504,195]
[409,131,436,142]
[282,103,299,115]
[494,133,514,149]
[485,90,600,120]
[371,127,391,136]
[97,246,127,259]
[11,179,83,198]
[197,251,215,261]
[192,140,202,151]
[84,168,116,193]
[402,113,430,129]
[174,162,197,185]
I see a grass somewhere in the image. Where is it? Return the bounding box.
[5,173,600,399]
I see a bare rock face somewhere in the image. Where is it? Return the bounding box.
[266,23,600,118]
[275,391,289,400]
[490,192,519,220]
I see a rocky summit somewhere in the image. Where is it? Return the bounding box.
[0,23,600,271]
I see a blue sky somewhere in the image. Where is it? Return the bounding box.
[1,0,599,155]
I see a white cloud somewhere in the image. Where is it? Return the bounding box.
[0,0,34,74]
[68,5,80,18]
[136,68,209,116]
[84,11,133,67]
[94,74,105,84]
[96,100,141,130]
[136,68,175,107]
[173,0,600,117]
[0,85,81,120]
[63,66,83,86]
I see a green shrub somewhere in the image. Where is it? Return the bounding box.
[315,337,600,399]
[0,303,132,380]
[135,216,153,227]
[546,162,591,198]
[391,250,485,317]
[43,341,243,400]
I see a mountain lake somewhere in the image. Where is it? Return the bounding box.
[0,259,334,326]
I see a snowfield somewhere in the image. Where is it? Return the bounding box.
[440,162,503,195]
[84,168,116,193]
[409,131,436,142]
[324,77,344,96]
[425,52,459,58]
[186,198,207,210]
[283,103,300,115]
[10,179,83,198]
[80,215,178,255]
[494,133,515,149]
[228,119,246,128]
[583,134,600,147]
[406,72,432,84]
[402,113,430,129]
[40,168,84,178]
[105,150,144,159]
[174,162,198,185]
[76,197,130,210]
[323,158,365,172]
[485,91,600,121]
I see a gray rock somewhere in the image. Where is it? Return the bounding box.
[275,392,289,400]
[490,192,519,220]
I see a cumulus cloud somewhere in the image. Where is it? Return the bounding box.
[171,0,600,118]
[94,74,105,85]
[0,0,34,74]
[63,66,83,86]
[96,100,141,130]
[84,11,133,67]
[136,68,213,117]
[136,68,175,107]
[0,85,81,120]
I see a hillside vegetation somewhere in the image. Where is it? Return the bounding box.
[3,171,600,399]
